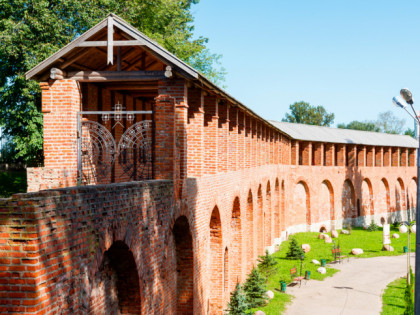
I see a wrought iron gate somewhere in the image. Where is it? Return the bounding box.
[77,109,153,185]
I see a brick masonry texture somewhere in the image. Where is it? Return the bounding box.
[9,77,417,314]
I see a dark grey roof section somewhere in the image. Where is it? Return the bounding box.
[268,121,418,148]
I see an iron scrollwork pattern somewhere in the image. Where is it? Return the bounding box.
[117,120,153,181]
[80,120,117,185]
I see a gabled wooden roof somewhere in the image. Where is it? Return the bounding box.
[25,13,291,138]
[25,13,198,80]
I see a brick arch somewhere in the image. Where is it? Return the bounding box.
[395,178,406,212]
[223,247,229,303]
[246,190,254,272]
[342,179,356,220]
[321,180,335,223]
[265,181,272,247]
[281,180,286,231]
[407,178,417,221]
[173,216,194,314]
[292,180,311,228]
[361,178,374,216]
[209,206,223,314]
[230,197,242,288]
[257,185,264,255]
[378,178,390,218]
[274,178,280,239]
[90,240,141,314]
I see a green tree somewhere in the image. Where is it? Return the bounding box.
[337,120,380,132]
[376,111,405,134]
[0,0,225,165]
[226,283,249,315]
[257,250,278,279]
[286,237,304,259]
[243,268,267,308]
[404,128,415,138]
[282,101,335,126]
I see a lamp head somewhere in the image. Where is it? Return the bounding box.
[392,96,407,109]
[400,88,414,105]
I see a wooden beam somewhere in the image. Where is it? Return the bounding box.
[107,16,113,65]
[61,48,93,69]
[100,83,158,91]
[66,70,168,82]
[78,40,144,47]
[50,68,65,80]
[117,47,121,71]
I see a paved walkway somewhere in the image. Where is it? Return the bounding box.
[284,253,415,315]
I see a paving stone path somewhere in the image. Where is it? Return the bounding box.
[284,253,415,315]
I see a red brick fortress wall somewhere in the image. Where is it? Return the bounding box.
[0,180,179,314]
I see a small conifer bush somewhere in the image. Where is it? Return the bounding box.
[226,283,249,315]
[367,220,379,232]
[243,267,267,308]
[286,237,304,259]
[258,250,278,279]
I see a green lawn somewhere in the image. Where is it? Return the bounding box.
[251,227,415,315]
[0,171,27,198]
[381,277,406,315]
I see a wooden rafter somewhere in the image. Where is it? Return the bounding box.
[64,70,170,82]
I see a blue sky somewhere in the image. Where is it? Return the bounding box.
[192,0,420,130]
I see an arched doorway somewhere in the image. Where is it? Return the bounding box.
[246,190,254,272]
[173,216,194,314]
[292,181,310,230]
[265,181,272,247]
[257,185,264,255]
[378,178,390,220]
[320,180,334,229]
[407,178,417,222]
[92,241,141,314]
[342,179,356,221]
[230,197,242,288]
[274,179,280,239]
[209,206,223,313]
[361,179,374,219]
[395,178,406,213]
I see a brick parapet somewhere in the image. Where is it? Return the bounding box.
[0,180,175,314]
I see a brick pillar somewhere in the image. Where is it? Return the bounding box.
[204,95,218,175]
[255,120,261,166]
[154,95,176,180]
[228,107,238,171]
[238,111,245,170]
[28,80,80,191]
[384,147,391,166]
[251,119,256,168]
[391,148,399,167]
[308,142,313,166]
[357,146,365,166]
[158,79,187,197]
[336,144,345,166]
[245,115,251,169]
[401,148,408,167]
[367,147,374,167]
[347,145,356,167]
[409,149,416,166]
[218,103,229,172]
[375,147,383,167]
[187,88,204,177]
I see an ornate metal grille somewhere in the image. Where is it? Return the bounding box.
[77,110,153,185]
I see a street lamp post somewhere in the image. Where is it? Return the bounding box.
[393,88,420,314]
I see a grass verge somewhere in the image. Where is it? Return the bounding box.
[251,227,415,314]
[381,277,406,315]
